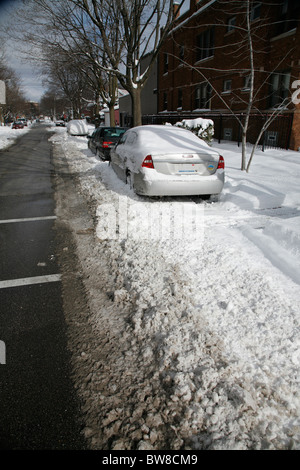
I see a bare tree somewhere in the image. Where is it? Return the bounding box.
[7,0,186,126]
[39,88,68,118]
[42,47,92,118]
[217,0,296,172]
[7,0,120,124]
[70,0,186,126]
[0,57,27,120]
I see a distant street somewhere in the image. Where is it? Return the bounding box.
[0,124,86,449]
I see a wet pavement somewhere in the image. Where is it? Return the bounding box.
[0,124,86,449]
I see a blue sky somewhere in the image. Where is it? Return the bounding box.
[0,0,47,102]
[0,0,190,103]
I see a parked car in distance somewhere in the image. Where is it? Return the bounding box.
[67,119,89,136]
[55,120,66,127]
[12,121,24,129]
[110,125,225,197]
[88,126,128,161]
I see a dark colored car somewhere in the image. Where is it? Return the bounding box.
[12,121,24,129]
[88,126,128,161]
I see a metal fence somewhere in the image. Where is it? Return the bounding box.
[139,111,294,151]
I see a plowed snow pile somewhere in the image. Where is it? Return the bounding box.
[50,126,300,450]
[0,123,31,149]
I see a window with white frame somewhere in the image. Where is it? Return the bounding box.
[196,28,215,62]
[251,3,261,21]
[195,83,211,109]
[227,16,236,33]
[179,44,184,63]
[223,79,232,93]
[163,53,168,74]
[243,75,251,91]
[276,0,299,35]
[268,71,290,107]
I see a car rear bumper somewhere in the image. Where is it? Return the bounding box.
[97,148,111,160]
[134,170,224,196]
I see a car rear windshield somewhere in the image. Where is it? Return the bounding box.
[104,128,126,138]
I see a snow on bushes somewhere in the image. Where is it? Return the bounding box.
[174,118,214,145]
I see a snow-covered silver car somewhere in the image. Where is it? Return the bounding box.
[110,125,225,197]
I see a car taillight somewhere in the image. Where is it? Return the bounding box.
[102,141,113,148]
[142,155,154,169]
[217,156,225,169]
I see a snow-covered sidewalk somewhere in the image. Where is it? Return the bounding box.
[49,126,299,449]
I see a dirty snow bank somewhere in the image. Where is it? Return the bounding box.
[50,126,300,450]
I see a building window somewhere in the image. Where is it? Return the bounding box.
[178,89,183,109]
[243,75,251,91]
[282,0,288,14]
[179,44,184,63]
[276,0,299,35]
[251,3,261,21]
[195,83,211,109]
[223,79,232,93]
[196,28,214,62]
[227,16,236,33]
[268,71,291,107]
[163,53,168,74]
[163,92,168,110]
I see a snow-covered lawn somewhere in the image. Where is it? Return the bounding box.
[5,124,299,449]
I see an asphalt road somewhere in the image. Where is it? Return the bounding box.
[0,124,86,449]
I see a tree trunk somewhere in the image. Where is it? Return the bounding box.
[241,132,247,171]
[109,103,115,126]
[108,73,117,126]
[242,0,255,171]
[131,87,142,127]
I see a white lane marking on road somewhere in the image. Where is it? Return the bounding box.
[0,274,61,289]
[0,216,57,224]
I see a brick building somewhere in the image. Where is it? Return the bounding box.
[157,0,300,150]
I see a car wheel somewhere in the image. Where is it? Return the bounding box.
[201,194,219,202]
